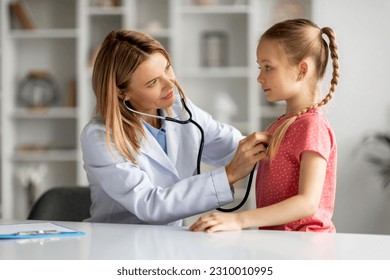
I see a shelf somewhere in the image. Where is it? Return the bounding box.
[12,107,78,119]
[1,0,80,219]
[88,6,125,15]
[1,0,306,220]
[9,29,78,39]
[136,28,173,38]
[12,149,78,162]
[180,5,250,14]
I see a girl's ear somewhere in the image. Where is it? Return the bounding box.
[298,60,308,80]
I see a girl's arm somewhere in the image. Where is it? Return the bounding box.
[189,151,327,232]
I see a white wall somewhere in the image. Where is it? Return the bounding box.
[312,0,390,234]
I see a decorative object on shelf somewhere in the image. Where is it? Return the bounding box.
[214,92,237,124]
[66,79,77,107]
[363,133,390,189]
[272,0,307,23]
[234,0,248,5]
[18,71,59,109]
[9,1,35,30]
[202,31,228,67]
[97,0,121,7]
[194,0,215,6]
[88,46,100,69]
[145,21,162,32]
[17,143,46,153]
[16,142,75,154]
[16,164,48,210]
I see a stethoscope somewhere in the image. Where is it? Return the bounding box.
[123,86,255,212]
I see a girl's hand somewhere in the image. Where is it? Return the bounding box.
[225,132,270,184]
[188,212,243,233]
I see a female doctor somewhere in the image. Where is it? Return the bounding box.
[80,30,269,226]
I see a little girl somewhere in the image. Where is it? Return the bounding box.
[189,18,339,233]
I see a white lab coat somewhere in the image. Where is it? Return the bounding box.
[80,97,243,226]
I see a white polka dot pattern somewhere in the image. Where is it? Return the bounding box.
[256,110,337,232]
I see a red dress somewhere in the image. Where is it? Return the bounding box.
[256,110,337,232]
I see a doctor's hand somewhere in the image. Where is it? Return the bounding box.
[225,132,270,185]
[189,212,243,233]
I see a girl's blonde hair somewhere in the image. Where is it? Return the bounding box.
[92,30,173,163]
[262,19,339,159]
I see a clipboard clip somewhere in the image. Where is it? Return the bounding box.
[16,230,60,236]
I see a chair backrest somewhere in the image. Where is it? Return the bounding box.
[27,186,92,222]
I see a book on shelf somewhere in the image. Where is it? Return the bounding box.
[88,46,101,69]
[9,1,35,30]
[66,79,77,107]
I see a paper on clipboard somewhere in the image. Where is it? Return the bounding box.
[0,222,85,239]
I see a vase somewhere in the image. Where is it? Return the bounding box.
[18,71,58,108]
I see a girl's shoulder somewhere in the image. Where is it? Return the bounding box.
[290,110,335,144]
[271,109,330,133]
[295,109,331,128]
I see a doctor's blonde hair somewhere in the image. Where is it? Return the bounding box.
[92,30,175,163]
[263,19,339,159]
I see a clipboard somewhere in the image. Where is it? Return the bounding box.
[0,222,85,239]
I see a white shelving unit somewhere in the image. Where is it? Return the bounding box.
[0,1,3,218]
[1,0,79,219]
[1,0,311,219]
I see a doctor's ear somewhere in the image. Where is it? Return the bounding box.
[117,90,129,101]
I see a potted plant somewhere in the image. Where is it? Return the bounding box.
[364,133,390,189]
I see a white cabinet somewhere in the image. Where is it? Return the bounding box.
[1,0,79,219]
[174,0,256,135]
[0,1,3,218]
[77,0,174,186]
[1,0,311,219]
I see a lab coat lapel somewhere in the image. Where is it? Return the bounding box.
[166,121,179,166]
[139,128,179,178]
[166,119,200,178]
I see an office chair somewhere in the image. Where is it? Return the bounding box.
[27,186,92,222]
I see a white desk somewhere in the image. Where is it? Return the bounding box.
[0,220,389,260]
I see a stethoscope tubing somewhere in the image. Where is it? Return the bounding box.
[124,94,253,212]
